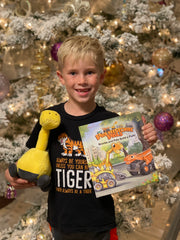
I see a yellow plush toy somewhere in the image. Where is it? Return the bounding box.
[9,110,61,191]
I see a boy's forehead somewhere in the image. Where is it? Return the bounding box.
[64,54,96,66]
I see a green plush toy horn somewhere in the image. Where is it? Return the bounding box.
[9,110,61,191]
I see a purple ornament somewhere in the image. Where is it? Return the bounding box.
[51,42,62,62]
[154,112,174,131]
[4,184,16,199]
[0,72,10,101]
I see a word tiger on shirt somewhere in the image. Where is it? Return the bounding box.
[56,133,92,195]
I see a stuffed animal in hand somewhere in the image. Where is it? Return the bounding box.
[9,110,61,191]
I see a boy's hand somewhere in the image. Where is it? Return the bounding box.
[141,116,157,146]
[5,168,36,189]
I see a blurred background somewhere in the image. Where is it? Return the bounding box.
[0,0,179,239]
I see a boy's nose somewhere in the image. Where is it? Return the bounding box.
[78,74,87,84]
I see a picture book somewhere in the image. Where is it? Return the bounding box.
[79,112,158,198]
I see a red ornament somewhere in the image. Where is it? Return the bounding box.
[154,112,174,131]
[51,42,62,62]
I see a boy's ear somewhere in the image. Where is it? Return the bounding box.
[57,70,65,85]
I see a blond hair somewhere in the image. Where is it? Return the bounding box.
[57,35,105,73]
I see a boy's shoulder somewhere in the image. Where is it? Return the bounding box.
[97,105,118,116]
[94,105,118,122]
[47,103,64,112]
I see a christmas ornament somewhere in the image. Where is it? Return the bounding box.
[51,42,62,62]
[31,45,51,109]
[15,0,32,17]
[152,48,173,69]
[2,46,33,81]
[103,61,125,87]
[64,0,90,17]
[154,112,174,131]
[0,72,10,101]
[30,49,51,81]
[4,183,16,199]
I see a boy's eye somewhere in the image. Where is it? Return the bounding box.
[70,72,76,76]
[87,71,94,75]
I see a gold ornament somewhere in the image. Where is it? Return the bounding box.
[30,44,51,110]
[103,61,125,87]
[152,48,173,69]
[30,49,51,81]
[2,45,33,81]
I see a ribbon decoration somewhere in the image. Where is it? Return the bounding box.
[64,0,90,17]
[14,0,32,17]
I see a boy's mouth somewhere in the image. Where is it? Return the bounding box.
[76,88,90,92]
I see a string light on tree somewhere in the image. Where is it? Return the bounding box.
[148,68,157,78]
[176,121,180,127]
[36,233,46,240]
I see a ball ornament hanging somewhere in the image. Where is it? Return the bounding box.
[0,72,10,101]
[152,48,173,69]
[51,42,62,62]
[103,61,125,87]
[154,112,174,131]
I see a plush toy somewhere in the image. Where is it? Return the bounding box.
[9,110,61,191]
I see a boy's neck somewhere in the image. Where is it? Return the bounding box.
[64,101,96,116]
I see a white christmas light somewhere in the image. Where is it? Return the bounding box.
[118,38,124,44]
[173,186,180,193]
[131,195,136,200]
[34,118,38,123]
[26,217,37,225]
[25,22,32,30]
[129,23,134,30]
[148,68,156,78]
[176,121,180,127]
[96,25,101,31]
[171,37,178,43]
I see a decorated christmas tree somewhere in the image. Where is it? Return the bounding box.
[0,0,179,239]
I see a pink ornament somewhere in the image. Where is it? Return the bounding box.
[51,42,62,62]
[154,112,174,131]
[0,72,10,101]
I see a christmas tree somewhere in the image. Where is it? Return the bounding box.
[0,0,179,239]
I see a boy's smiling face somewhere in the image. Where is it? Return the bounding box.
[57,56,105,112]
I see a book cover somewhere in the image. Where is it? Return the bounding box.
[79,112,158,198]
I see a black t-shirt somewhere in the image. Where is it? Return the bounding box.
[26,103,118,233]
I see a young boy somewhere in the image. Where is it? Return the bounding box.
[5,35,157,240]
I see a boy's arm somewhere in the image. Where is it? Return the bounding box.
[5,167,35,189]
[141,116,158,146]
[4,121,41,189]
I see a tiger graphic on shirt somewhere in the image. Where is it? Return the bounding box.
[58,133,85,157]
